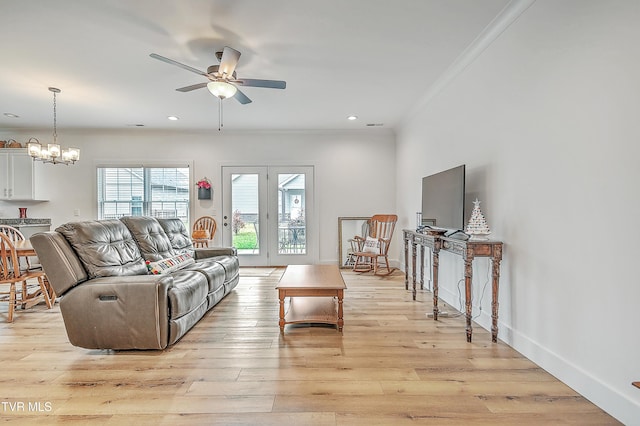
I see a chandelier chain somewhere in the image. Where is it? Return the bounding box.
[52,90,57,142]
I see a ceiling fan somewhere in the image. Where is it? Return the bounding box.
[150,46,286,105]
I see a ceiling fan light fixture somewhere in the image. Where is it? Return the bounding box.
[207,81,237,99]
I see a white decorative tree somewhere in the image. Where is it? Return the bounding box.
[466,198,491,240]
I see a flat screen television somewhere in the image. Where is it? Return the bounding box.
[421,164,466,231]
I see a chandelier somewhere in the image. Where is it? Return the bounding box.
[27,87,80,165]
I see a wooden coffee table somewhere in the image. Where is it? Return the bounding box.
[276,265,346,333]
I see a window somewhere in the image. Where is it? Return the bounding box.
[97,166,190,227]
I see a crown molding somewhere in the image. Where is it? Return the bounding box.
[402,0,537,127]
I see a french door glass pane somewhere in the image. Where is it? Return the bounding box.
[277,173,306,254]
[231,173,259,254]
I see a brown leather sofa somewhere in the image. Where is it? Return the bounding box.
[30,216,239,350]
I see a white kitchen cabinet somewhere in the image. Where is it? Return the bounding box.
[0,149,48,201]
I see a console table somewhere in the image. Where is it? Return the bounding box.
[403,229,503,343]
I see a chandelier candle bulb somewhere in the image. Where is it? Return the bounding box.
[48,143,61,158]
[27,139,41,157]
[62,148,80,162]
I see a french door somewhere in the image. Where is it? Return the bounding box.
[221,166,315,266]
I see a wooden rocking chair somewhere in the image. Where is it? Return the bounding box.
[352,214,398,276]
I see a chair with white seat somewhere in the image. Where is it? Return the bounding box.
[352,214,398,276]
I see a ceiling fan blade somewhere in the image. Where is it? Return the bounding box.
[218,46,241,78]
[234,78,286,89]
[233,88,252,104]
[150,53,208,76]
[176,82,208,92]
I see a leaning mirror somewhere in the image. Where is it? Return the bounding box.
[338,217,370,268]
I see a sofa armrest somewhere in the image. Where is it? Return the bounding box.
[59,275,174,350]
[194,246,237,259]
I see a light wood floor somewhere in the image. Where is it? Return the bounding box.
[0,268,619,425]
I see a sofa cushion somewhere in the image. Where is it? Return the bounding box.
[167,270,208,320]
[182,260,225,293]
[210,255,240,282]
[120,216,175,261]
[56,220,147,279]
[146,253,195,275]
[157,218,195,257]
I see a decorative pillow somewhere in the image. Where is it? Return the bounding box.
[146,253,195,275]
[362,236,380,253]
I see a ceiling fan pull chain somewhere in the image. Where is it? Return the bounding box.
[218,97,222,131]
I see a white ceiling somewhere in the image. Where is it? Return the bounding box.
[0,0,510,132]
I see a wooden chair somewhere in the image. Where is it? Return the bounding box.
[352,214,398,275]
[346,219,371,267]
[192,216,217,248]
[0,225,33,270]
[0,233,53,322]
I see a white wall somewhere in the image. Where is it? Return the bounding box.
[0,129,396,265]
[396,0,640,423]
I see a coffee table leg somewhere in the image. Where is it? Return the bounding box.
[337,290,344,332]
[279,290,285,333]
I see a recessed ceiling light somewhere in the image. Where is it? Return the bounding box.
[3,113,19,118]
[167,116,179,121]
[347,115,358,121]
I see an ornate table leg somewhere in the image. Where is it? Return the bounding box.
[404,234,409,290]
[464,251,474,343]
[491,245,503,343]
[337,289,344,332]
[411,240,417,300]
[432,245,440,320]
[419,244,425,291]
[279,290,285,333]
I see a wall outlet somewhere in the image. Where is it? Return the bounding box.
[73,209,80,216]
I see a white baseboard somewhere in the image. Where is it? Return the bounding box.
[504,327,639,425]
[434,282,639,425]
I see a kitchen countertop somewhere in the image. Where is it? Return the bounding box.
[0,218,51,227]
